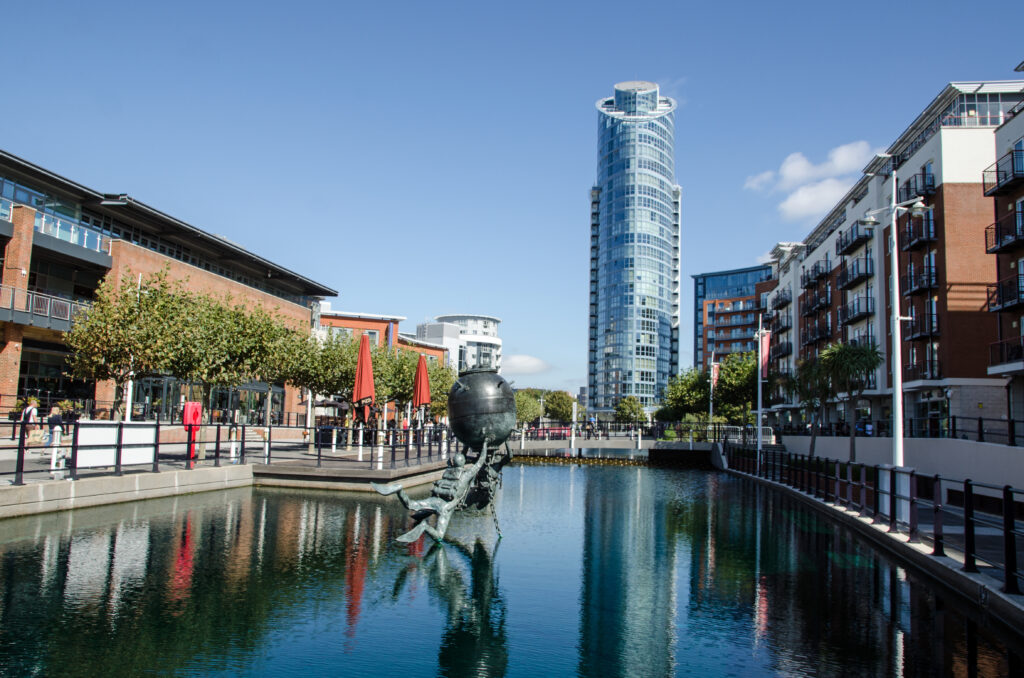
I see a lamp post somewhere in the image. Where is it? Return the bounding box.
[857,157,930,468]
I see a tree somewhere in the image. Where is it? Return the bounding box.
[783,357,833,457]
[426,360,457,419]
[65,270,187,417]
[714,352,757,423]
[515,390,542,425]
[615,396,645,425]
[544,390,575,422]
[661,368,710,420]
[821,342,883,462]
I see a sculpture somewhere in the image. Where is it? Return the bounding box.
[372,367,516,543]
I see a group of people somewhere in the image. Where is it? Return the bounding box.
[19,398,67,479]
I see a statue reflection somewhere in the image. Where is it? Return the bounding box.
[393,537,508,677]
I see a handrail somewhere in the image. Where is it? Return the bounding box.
[0,285,91,322]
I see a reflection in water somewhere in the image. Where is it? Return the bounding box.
[0,470,1019,677]
[393,538,507,677]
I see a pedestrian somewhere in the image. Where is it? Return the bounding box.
[47,406,64,479]
[22,397,43,448]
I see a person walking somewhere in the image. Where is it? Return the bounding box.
[47,405,64,479]
[22,397,42,449]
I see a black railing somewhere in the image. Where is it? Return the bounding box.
[900,218,937,251]
[897,172,936,202]
[906,360,941,381]
[800,259,831,288]
[769,341,792,360]
[984,210,1024,254]
[838,296,874,325]
[835,223,873,256]
[770,314,792,333]
[723,444,1023,595]
[837,257,874,290]
[987,274,1024,312]
[905,314,939,339]
[983,150,1024,196]
[770,289,792,310]
[901,267,937,295]
[991,336,1024,367]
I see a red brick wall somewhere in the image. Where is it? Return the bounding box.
[319,315,395,347]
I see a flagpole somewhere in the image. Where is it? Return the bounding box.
[757,314,764,474]
[709,350,715,441]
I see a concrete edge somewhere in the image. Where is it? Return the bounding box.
[253,468,446,492]
[728,468,1024,633]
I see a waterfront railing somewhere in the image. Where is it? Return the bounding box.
[722,442,1024,596]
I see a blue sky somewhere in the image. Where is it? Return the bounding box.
[5,1,1022,392]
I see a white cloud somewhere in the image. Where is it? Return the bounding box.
[776,141,875,191]
[503,354,552,375]
[778,177,856,221]
[743,170,775,191]
[755,250,773,265]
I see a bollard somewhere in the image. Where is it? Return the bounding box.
[13,423,26,486]
[115,421,124,476]
[152,421,161,474]
[932,475,945,557]
[1002,485,1021,595]
[332,427,337,455]
[214,425,221,468]
[358,424,364,462]
[908,472,919,543]
[963,480,979,573]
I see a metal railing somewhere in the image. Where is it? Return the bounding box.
[897,172,936,202]
[839,296,874,325]
[835,223,873,257]
[991,336,1024,367]
[837,257,874,290]
[723,443,1023,595]
[983,150,1024,196]
[34,212,110,253]
[901,267,938,295]
[770,289,792,310]
[0,285,91,322]
[984,210,1024,254]
[987,274,1024,312]
[905,313,939,339]
[900,218,937,251]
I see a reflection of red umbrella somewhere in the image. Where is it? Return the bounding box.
[412,355,431,409]
[352,333,375,422]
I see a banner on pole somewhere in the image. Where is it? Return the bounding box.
[760,330,772,379]
[711,362,720,389]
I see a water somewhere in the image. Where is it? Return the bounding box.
[0,465,1019,677]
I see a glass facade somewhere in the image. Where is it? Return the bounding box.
[589,82,681,412]
[692,265,772,368]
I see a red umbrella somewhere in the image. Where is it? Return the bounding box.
[352,334,375,422]
[413,354,431,409]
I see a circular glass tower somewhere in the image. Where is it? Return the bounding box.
[589,81,681,413]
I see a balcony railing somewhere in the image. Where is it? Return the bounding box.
[848,333,877,348]
[902,267,937,296]
[905,314,939,339]
[800,322,831,346]
[770,289,792,310]
[0,285,90,326]
[770,314,792,333]
[990,336,1024,367]
[984,210,1024,254]
[837,257,874,290]
[838,296,874,325]
[33,213,110,254]
[896,172,936,202]
[768,341,792,361]
[835,224,873,256]
[906,360,941,381]
[799,258,831,289]
[801,289,831,317]
[987,274,1024,312]
[900,219,937,251]
[983,150,1024,196]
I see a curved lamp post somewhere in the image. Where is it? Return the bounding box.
[856,156,930,468]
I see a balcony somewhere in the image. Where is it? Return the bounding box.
[770,289,792,310]
[906,360,941,381]
[848,333,876,349]
[835,224,873,256]
[838,296,874,325]
[0,285,90,332]
[768,341,792,361]
[902,267,937,296]
[984,210,1024,254]
[987,274,1024,312]
[800,322,831,346]
[983,150,1024,196]
[900,218,937,251]
[990,336,1024,367]
[905,314,939,340]
[800,258,830,289]
[896,172,936,202]
[770,313,792,333]
[837,257,874,290]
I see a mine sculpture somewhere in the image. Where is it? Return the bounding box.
[372,367,516,543]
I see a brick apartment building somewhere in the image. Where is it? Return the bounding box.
[983,98,1024,418]
[0,149,336,422]
[765,81,1024,432]
[692,264,773,370]
[317,304,448,365]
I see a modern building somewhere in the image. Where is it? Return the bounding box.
[764,81,1024,434]
[983,95,1024,418]
[588,81,682,414]
[0,148,336,422]
[692,264,774,370]
[417,314,501,372]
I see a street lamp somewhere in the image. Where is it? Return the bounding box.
[857,155,930,468]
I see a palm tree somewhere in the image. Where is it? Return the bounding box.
[820,342,883,463]
[783,357,832,457]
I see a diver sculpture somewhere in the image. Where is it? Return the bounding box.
[372,367,516,543]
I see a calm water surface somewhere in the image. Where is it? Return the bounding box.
[0,464,1020,677]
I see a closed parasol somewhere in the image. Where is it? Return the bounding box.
[413,354,431,409]
[352,334,375,422]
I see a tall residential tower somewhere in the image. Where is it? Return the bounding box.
[589,81,681,414]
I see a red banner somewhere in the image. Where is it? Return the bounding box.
[711,362,720,389]
[760,330,772,379]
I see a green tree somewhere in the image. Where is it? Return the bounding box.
[662,368,710,420]
[426,360,457,419]
[544,390,575,422]
[65,270,187,417]
[714,352,757,423]
[783,357,833,457]
[820,341,883,462]
[515,390,542,425]
[615,395,645,425]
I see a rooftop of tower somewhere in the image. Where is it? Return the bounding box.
[596,81,676,121]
